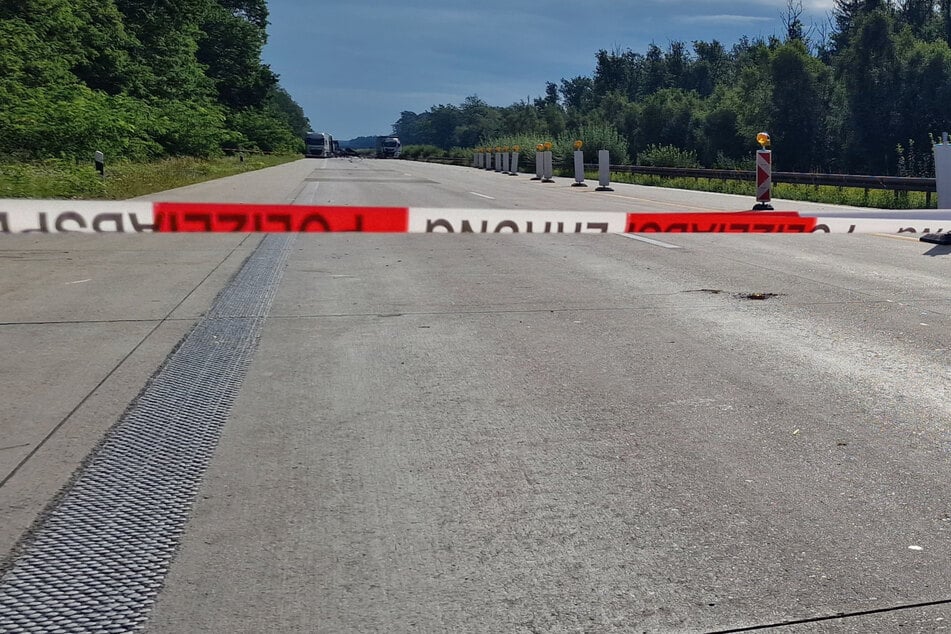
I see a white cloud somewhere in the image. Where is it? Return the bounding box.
[677,14,775,25]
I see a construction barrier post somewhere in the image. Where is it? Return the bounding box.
[502,150,510,174]
[540,143,554,183]
[595,150,613,191]
[934,132,951,208]
[572,141,587,187]
[753,132,774,211]
[922,133,951,243]
[532,144,543,180]
[510,147,520,176]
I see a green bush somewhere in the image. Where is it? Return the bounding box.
[227,106,303,154]
[0,154,298,199]
[402,145,445,159]
[0,85,163,161]
[148,100,229,157]
[554,125,630,165]
[638,144,700,168]
[478,134,549,163]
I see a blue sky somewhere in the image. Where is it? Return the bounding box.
[263,0,835,140]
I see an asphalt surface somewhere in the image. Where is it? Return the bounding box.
[1,158,950,633]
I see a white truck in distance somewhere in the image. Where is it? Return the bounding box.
[304,132,334,158]
[376,136,401,158]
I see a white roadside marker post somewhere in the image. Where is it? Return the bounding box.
[572,140,587,187]
[923,132,951,244]
[595,150,613,191]
[542,141,554,183]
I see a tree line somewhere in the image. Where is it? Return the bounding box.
[393,1,951,176]
[0,0,310,161]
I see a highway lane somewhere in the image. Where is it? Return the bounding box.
[1,158,950,633]
[134,156,888,216]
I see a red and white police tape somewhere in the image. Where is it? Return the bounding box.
[0,200,948,235]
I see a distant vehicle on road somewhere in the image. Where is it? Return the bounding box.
[375,136,401,158]
[304,132,334,158]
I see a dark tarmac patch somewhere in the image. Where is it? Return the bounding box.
[683,289,783,300]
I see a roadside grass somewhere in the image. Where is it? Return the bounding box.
[0,154,300,200]
[581,170,935,210]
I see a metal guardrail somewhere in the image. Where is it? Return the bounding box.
[592,164,936,205]
[412,156,937,204]
[597,164,935,195]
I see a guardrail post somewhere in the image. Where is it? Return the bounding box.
[595,150,613,191]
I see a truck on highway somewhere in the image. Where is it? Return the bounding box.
[304,132,334,158]
[375,136,402,159]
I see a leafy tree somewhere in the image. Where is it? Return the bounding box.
[227,104,301,153]
[113,0,214,100]
[636,89,702,153]
[769,41,829,171]
[560,76,594,111]
[198,0,276,109]
[837,9,902,171]
[267,85,311,139]
[895,37,951,161]
[0,0,309,161]
[701,108,746,166]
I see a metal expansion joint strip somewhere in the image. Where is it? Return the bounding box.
[0,234,295,633]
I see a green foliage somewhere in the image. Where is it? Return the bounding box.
[479,134,550,163]
[0,85,162,161]
[606,172,934,210]
[227,106,302,153]
[397,2,951,178]
[401,145,446,159]
[198,2,275,109]
[149,100,229,157]
[267,86,311,139]
[554,125,630,164]
[0,0,308,164]
[895,137,935,177]
[637,144,700,168]
[0,154,298,199]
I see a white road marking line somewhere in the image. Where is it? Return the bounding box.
[66,279,92,285]
[618,233,683,249]
[872,233,920,242]
[469,192,495,200]
[309,181,321,204]
[600,192,708,210]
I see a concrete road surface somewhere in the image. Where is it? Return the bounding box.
[1,159,950,633]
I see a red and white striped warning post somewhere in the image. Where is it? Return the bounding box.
[754,132,773,211]
[1,200,949,237]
